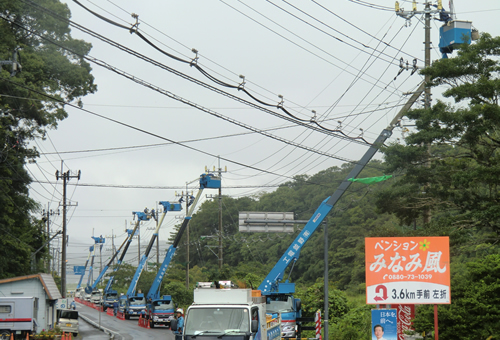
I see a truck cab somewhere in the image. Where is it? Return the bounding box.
[146,295,175,328]
[265,294,301,338]
[183,286,281,340]
[56,309,79,337]
[121,294,146,319]
[103,290,119,311]
[90,290,102,305]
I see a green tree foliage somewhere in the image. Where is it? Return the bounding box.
[171,161,398,293]
[412,254,500,340]
[377,33,500,247]
[296,281,349,321]
[0,0,96,278]
[376,33,500,338]
[328,305,371,340]
[163,281,193,309]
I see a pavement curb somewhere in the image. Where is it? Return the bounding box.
[79,312,122,340]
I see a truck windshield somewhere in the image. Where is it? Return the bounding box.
[153,301,173,310]
[185,308,249,335]
[130,297,146,305]
[267,296,293,313]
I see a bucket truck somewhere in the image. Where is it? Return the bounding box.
[75,246,93,299]
[257,83,425,338]
[144,172,221,328]
[94,210,152,311]
[120,201,182,319]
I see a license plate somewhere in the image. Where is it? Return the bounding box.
[66,324,72,327]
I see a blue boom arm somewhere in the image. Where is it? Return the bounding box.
[258,129,395,293]
[91,232,131,291]
[76,246,93,289]
[85,246,96,290]
[146,173,221,300]
[101,211,151,293]
[126,202,182,297]
[258,83,425,294]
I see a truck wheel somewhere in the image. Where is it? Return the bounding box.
[125,313,130,320]
[73,333,78,337]
[149,320,154,328]
[0,331,10,340]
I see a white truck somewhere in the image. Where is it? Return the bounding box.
[182,287,281,340]
[0,297,38,339]
[90,290,103,305]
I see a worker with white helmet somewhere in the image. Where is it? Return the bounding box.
[175,308,184,335]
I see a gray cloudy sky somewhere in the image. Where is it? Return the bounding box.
[24,0,500,284]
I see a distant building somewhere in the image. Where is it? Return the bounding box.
[0,273,62,331]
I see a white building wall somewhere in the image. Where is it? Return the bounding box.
[0,278,57,332]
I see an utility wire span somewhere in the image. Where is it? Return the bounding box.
[4,74,349,185]
[0,14,366,164]
[69,0,370,139]
[21,0,371,145]
[309,0,423,63]
[33,180,281,190]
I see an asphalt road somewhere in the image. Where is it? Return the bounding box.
[75,300,175,340]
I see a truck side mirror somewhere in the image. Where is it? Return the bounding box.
[295,300,301,311]
[251,320,259,333]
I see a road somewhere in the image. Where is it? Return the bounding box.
[75,300,175,340]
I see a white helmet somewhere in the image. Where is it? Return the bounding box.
[176,308,184,314]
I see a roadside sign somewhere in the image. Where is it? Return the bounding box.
[395,304,415,340]
[73,266,85,275]
[57,298,68,309]
[365,237,450,304]
[371,309,397,340]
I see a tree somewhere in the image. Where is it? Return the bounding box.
[377,33,500,247]
[412,254,500,340]
[0,0,96,278]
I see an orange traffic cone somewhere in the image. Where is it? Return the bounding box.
[10,332,13,340]
[69,332,72,340]
[26,332,29,340]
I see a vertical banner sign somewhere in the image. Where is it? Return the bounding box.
[365,237,450,304]
[371,309,397,340]
[395,304,415,340]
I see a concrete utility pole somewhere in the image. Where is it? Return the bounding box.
[42,207,59,273]
[55,164,81,298]
[206,159,227,270]
[395,1,443,224]
[176,184,193,289]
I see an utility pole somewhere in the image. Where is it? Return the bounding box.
[0,47,22,77]
[105,231,116,265]
[42,207,59,273]
[156,202,160,267]
[55,164,81,298]
[176,177,199,289]
[395,1,443,224]
[138,224,141,267]
[205,159,227,270]
[176,184,192,289]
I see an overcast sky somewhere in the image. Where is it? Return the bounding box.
[24,0,500,284]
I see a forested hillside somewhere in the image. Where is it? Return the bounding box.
[170,159,401,292]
